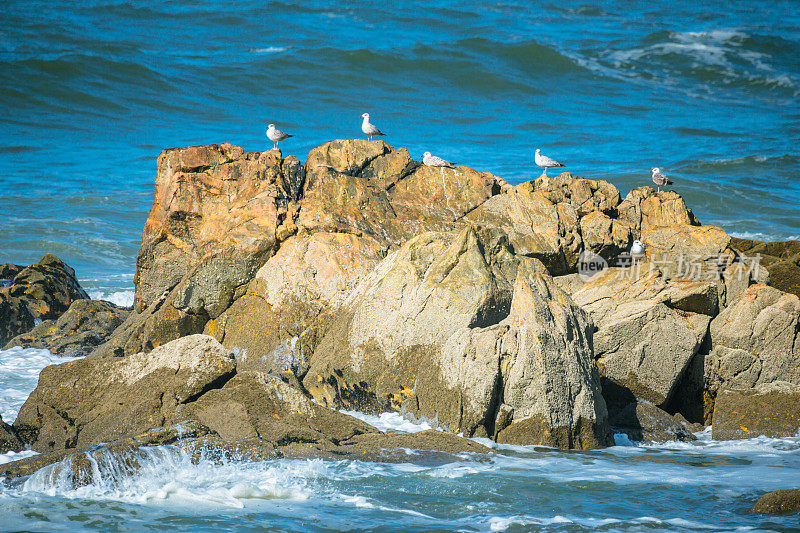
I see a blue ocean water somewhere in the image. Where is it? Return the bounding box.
[2,2,800,530]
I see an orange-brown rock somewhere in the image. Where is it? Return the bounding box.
[617,188,699,229]
[134,143,302,312]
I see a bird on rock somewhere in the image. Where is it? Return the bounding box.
[422,151,456,168]
[361,113,385,140]
[535,148,565,176]
[267,123,293,150]
[651,167,673,192]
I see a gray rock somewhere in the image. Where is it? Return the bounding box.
[3,299,131,357]
[304,227,612,449]
[13,334,237,453]
[609,401,696,443]
[705,284,800,420]
[572,266,716,408]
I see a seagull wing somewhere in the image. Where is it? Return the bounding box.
[539,154,564,167]
[429,156,453,167]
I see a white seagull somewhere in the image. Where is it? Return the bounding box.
[535,148,565,176]
[630,239,645,257]
[422,151,456,168]
[361,113,385,140]
[651,167,673,192]
[267,123,293,150]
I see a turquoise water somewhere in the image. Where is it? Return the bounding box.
[2,1,800,530]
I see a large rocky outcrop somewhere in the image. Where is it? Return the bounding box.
[0,254,89,345]
[304,227,612,449]
[11,139,800,459]
[3,299,130,357]
[572,266,717,411]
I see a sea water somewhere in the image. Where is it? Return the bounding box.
[2,1,800,530]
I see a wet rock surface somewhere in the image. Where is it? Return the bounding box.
[751,488,800,515]
[3,299,131,357]
[0,254,89,345]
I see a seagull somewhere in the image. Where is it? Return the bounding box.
[422,151,456,168]
[361,113,385,140]
[630,239,646,265]
[267,123,293,150]
[534,149,565,176]
[630,239,645,257]
[651,167,673,192]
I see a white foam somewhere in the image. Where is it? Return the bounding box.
[250,46,288,53]
[338,410,436,433]
[0,347,82,422]
[729,231,800,242]
[19,446,322,507]
[0,449,38,465]
[87,290,135,307]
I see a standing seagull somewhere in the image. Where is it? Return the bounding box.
[267,123,293,150]
[651,167,673,192]
[422,151,456,168]
[630,239,645,266]
[535,148,565,176]
[361,113,385,140]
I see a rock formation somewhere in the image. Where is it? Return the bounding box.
[303,227,612,448]
[3,138,800,472]
[0,254,89,345]
[4,299,130,357]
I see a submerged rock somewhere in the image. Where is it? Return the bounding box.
[751,488,800,515]
[3,299,130,357]
[609,401,696,443]
[0,254,88,345]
